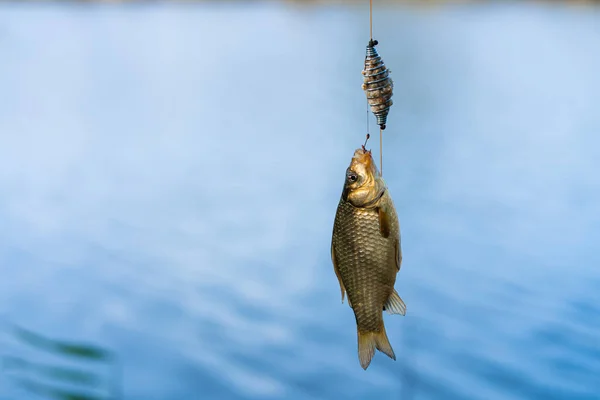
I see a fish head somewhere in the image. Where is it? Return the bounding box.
[342,147,384,207]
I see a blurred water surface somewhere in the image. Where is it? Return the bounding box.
[1,2,600,399]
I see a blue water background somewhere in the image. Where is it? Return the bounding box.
[0,2,599,399]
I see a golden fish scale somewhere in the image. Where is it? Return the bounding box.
[332,193,400,333]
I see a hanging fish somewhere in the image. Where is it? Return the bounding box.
[362,39,393,130]
[331,146,406,370]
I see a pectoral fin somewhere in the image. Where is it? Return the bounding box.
[378,205,391,238]
[395,238,402,271]
[384,289,406,316]
[331,245,351,307]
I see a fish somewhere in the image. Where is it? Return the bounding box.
[331,146,406,370]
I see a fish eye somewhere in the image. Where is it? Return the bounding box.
[347,172,358,183]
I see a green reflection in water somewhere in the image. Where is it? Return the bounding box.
[2,324,121,400]
[13,378,108,400]
[13,325,113,362]
[3,356,102,386]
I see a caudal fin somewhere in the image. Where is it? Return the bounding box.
[357,325,396,370]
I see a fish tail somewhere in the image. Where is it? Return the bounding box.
[357,323,396,370]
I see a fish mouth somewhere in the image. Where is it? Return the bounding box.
[353,147,373,166]
[351,147,377,177]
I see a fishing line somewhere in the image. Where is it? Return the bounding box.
[367,0,383,176]
[363,0,392,176]
[380,127,383,175]
[366,0,371,149]
[369,0,373,40]
[366,102,370,142]
[371,0,379,174]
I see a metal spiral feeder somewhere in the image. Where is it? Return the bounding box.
[362,39,393,130]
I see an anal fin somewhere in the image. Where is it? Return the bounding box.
[384,289,407,316]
